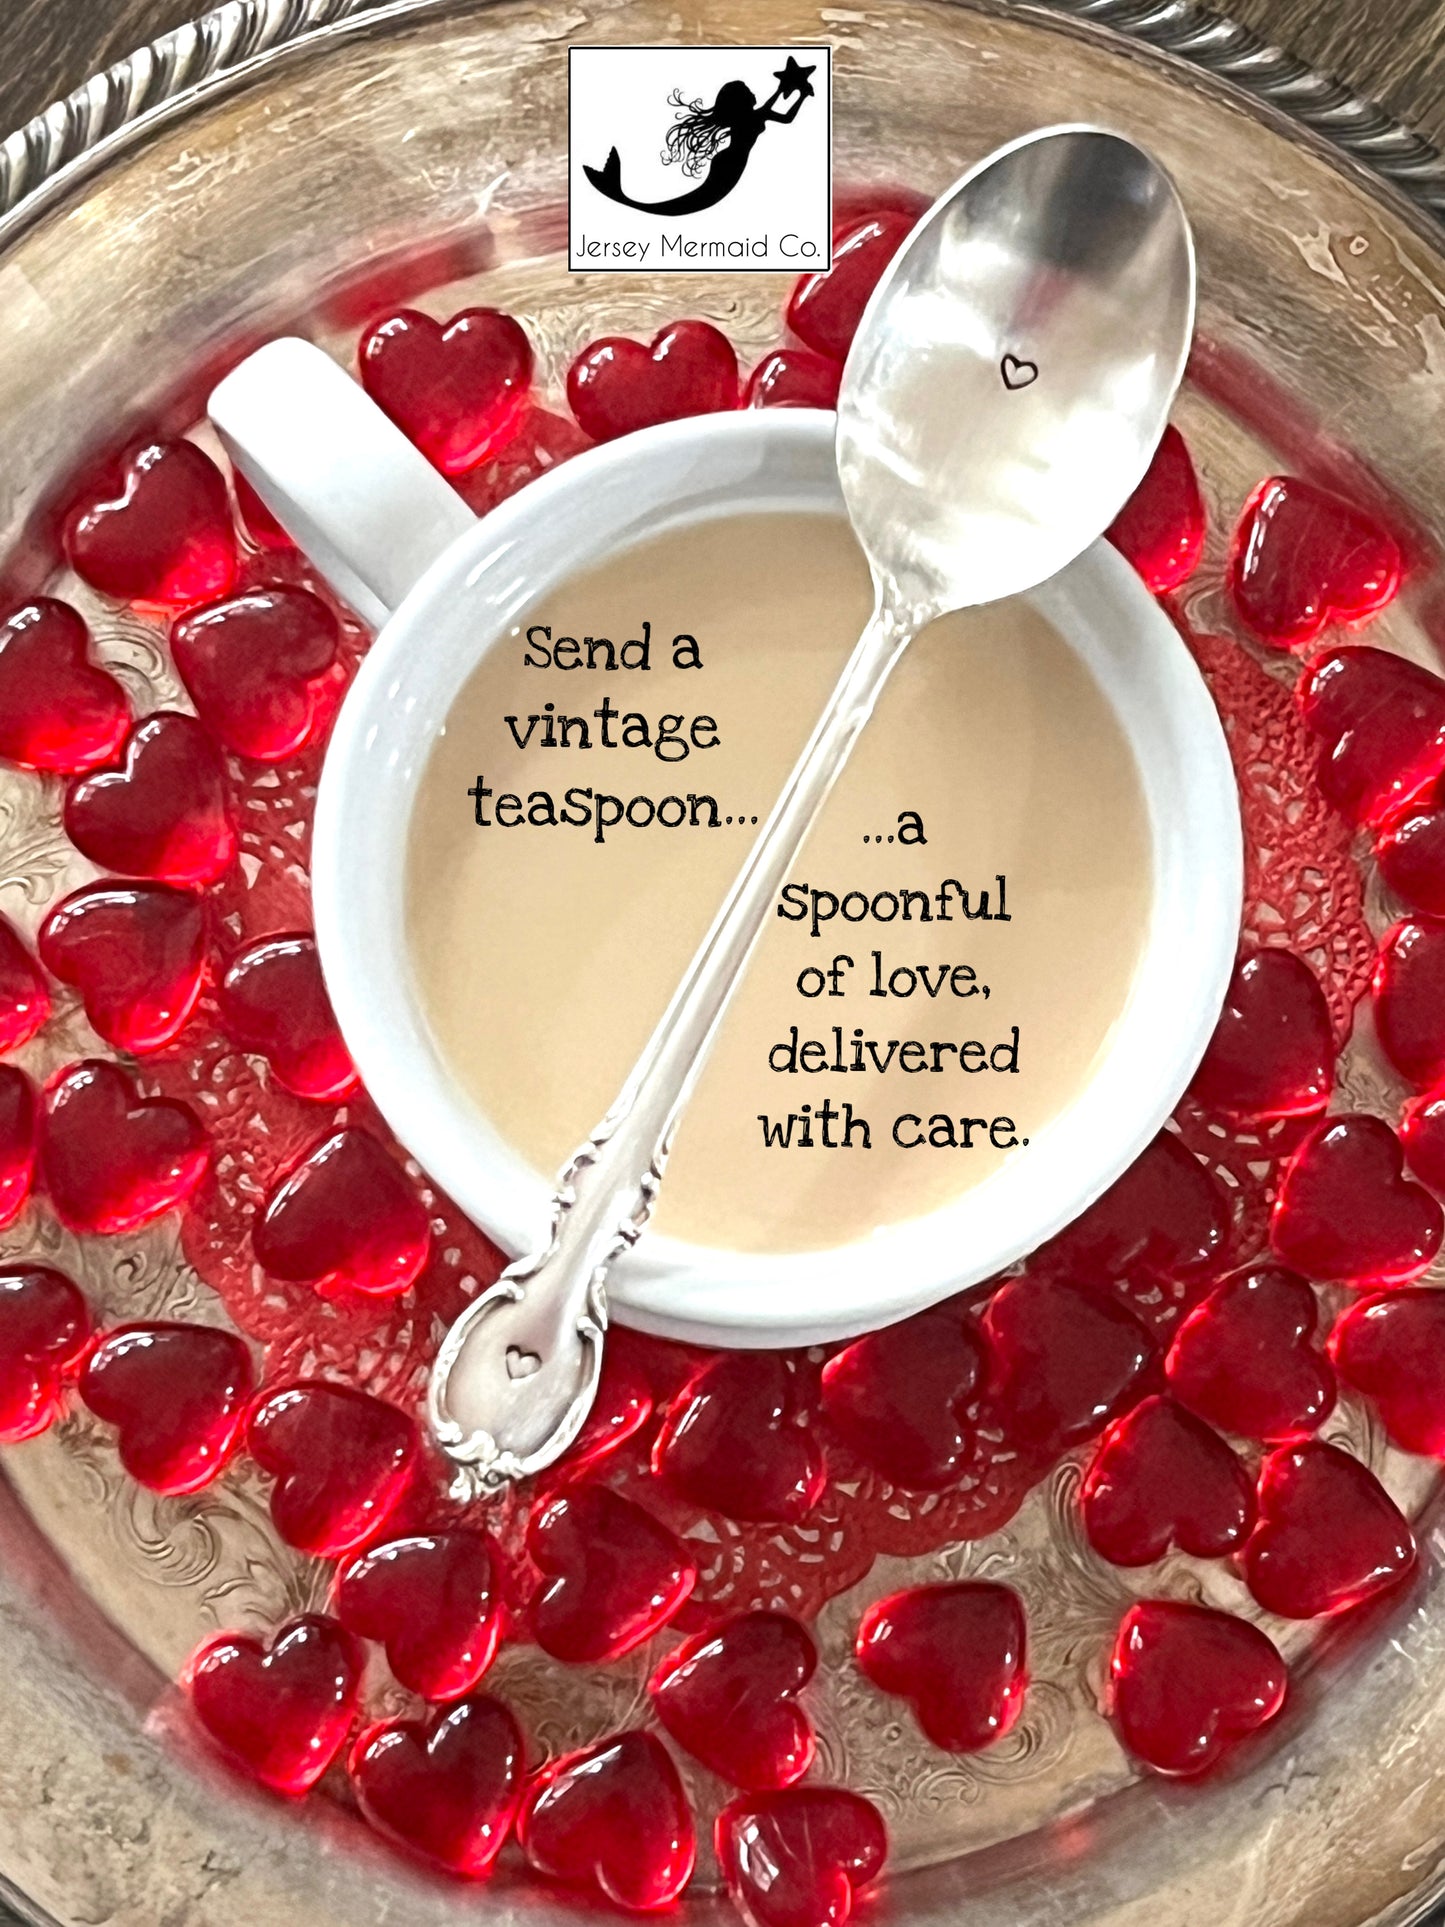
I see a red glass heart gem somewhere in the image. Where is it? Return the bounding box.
[787,210,916,361]
[0,915,49,1054]
[1270,1112,1443,1286]
[0,1265,89,1442]
[1109,1601,1287,1775]
[359,307,534,473]
[854,1581,1026,1753]
[715,1786,887,1927]
[1188,947,1333,1121]
[519,1729,695,1911]
[527,1483,695,1663]
[653,1352,824,1523]
[566,321,738,443]
[650,1611,816,1789]
[1229,475,1401,650]
[79,1321,255,1493]
[334,1529,501,1701]
[1373,919,1445,1088]
[349,1694,523,1876]
[171,586,343,762]
[1033,1129,1229,1284]
[982,1275,1156,1457]
[744,348,842,410]
[1243,1440,1416,1617]
[1376,772,1445,916]
[1079,1393,1255,1566]
[1329,1290,1445,1456]
[40,1059,209,1234]
[64,712,236,886]
[0,598,131,773]
[65,440,238,609]
[819,1305,986,1490]
[1298,645,1445,828]
[1402,1081,1445,1191]
[1105,424,1206,594]
[252,1128,430,1297]
[186,1613,363,1794]
[565,1340,654,1472]
[233,471,294,551]
[0,1066,36,1229]
[1165,1265,1335,1442]
[217,934,356,1102]
[248,1379,419,1557]
[38,879,208,1055]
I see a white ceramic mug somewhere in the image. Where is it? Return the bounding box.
[209,337,1242,1348]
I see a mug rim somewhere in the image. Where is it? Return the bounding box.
[311,408,1242,1347]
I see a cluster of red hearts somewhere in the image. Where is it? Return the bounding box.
[0,195,1444,1921]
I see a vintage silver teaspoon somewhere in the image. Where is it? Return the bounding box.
[428,123,1196,1496]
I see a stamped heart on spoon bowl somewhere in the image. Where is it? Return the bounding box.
[0,598,131,773]
[854,1581,1027,1754]
[39,1059,210,1235]
[186,1612,364,1793]
[650,1610,816,1789]
[518,1729,696,1912]
[1109,1600,1288,1775]
[64,712,236,886]
[65,439,238,609]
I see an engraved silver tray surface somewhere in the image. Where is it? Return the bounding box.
[5,4,1445,1925]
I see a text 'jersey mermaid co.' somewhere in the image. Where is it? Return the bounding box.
[568,45,833,273]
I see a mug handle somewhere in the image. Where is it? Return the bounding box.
[208,337,477,628]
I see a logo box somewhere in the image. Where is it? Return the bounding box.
[568,45,832,274]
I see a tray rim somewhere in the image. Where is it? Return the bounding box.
[3,4,1445,1927]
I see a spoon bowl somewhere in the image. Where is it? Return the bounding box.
[839,126,1195,617]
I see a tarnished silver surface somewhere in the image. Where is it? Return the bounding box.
[5,3,1445,1926]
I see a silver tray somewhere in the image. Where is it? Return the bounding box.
[4,3,1445,1924]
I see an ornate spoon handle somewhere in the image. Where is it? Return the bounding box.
[428,591,916,1496]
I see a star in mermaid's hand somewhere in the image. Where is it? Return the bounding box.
[774,56,816,101]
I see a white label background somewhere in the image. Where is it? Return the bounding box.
[568,45,832,273]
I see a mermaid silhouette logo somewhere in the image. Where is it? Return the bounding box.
[585,56,817,216]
